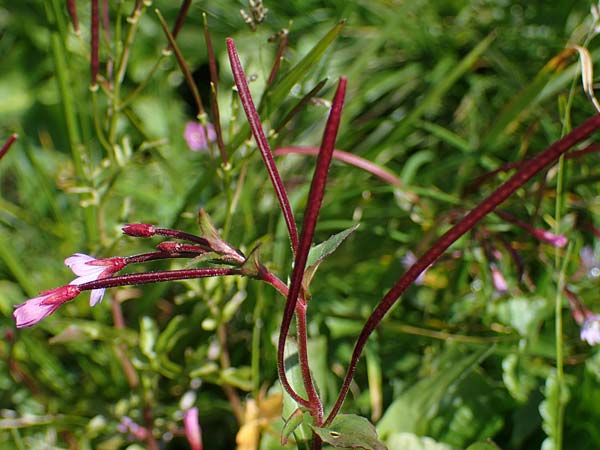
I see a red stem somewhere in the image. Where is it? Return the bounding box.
[77,267,241,291]
[278,78,347,419]
[267,32,288,86]
[90,0,99,86]
[203,14,227,164]
[274,146,402,186]
[171,0,191,40]
[0,134,18,162]
[66,0,79,33]
[324,114,600,425]
[226,38,299,253]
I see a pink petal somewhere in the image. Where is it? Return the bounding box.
[184,407,202,450]
[14,296,61,328]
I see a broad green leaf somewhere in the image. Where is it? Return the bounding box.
[377,345,493,439]
[311,414,387,450]
[465,440,502,450]
[303,224,359,289]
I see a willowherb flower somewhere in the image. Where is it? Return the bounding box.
[65,253,126,306]
[531,229,568,248]
[13,285,81,328]
[581,314,600,345]
[184,407,203,450]
[184,121,216,151]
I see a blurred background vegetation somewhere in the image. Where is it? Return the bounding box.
[2,0,600,449]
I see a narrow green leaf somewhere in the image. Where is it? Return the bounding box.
[483,49,572,149]
[262,20,345,115]
[229,21,345,153]
[281,408,307,445]
[139,316,158,359]
[311,414,387,450]
[221,366,253,391]
[303,224,359,288]
[387,32,495,144]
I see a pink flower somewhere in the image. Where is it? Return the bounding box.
[184,407,202,450]
[581,314,600,345]
[490,265,508,293]
[13,285,81,328]
[118,416,148,441]
[531,229,567,248]
[65,253,126,306]
[184,122,216,151]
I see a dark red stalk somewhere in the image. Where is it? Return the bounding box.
[66,0,79,33]
[90,0,99,87]
[101,0,110,43]
[226,38,299,252]
[78,267,241,291]
[0,134,18,162]
[155,9,205,118]
[267,32,288,86]
[171,0,191,40]
[203,13,227,164]
[277,78,347,419]
[325,113,600,425]
[274,146,402,186]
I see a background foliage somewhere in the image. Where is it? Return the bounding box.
[1,0,600,449]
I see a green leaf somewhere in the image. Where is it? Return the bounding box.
[139,316,158,359]
[386,433,453,450]
[221,366,253,391]
[281,339,312,449]
[229,20,345,154]
[303,224,359,289]
[377,345,493,439]
[465,440,502,450]
[311,414,387,450]
[282,408,307,445]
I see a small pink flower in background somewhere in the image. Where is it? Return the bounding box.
[13,285,81,328]
[531,229,567,248]
[490,265,508,293]
[184,121,216,151]
[118,416,148,441]
[581,314,600,345]
[402,250,426,285]
[184,407,203,450]
[65,253,126,306]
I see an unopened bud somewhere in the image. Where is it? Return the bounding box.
[122,223,156,237]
